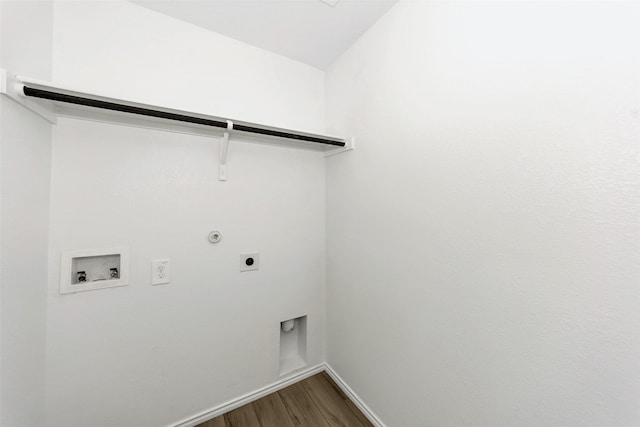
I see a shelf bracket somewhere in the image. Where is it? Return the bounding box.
[324,136,355,158]
[0,69,57,124]
[219,120,233,181]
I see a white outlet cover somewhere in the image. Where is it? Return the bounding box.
[240,253,259,272]
[152,258,170,285]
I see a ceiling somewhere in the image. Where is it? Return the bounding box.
[129,0,397,70]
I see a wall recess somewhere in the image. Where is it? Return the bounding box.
[60,247,129,294]
[279,315,307,376]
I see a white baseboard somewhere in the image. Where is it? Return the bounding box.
[171,363,325,427]
[324,363,387,427]
[170,362,385,427]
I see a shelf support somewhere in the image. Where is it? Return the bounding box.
[0,69,57,124]
[324,136,355,158]
[219,120,233,181]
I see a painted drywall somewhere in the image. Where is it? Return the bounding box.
[46,2,326,426]
[52,0,324,133]
[325,2,640,426]
[130,0,398,70]
[0,1,53,426]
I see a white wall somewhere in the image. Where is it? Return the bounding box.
[45,2,326,426]
[52,1,324,133]
[326,2,640,426]
[0,1,53,426]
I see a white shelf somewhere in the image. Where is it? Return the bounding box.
[0,69,354,156]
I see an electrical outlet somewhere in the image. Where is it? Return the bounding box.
[151,259,170,285]
[240,253,259,272]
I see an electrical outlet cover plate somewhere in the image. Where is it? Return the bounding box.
[152,258,170,285]
[240,253,259,272]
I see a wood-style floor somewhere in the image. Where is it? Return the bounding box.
[196,372,373,427]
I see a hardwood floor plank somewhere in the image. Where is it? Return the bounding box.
[195,372,372,427]
[224,403,261,427]
[196,415,227,427]
[251,393,296,427]
[301,373,366,427]
[278,381,331,427]
[321,372,373,427]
